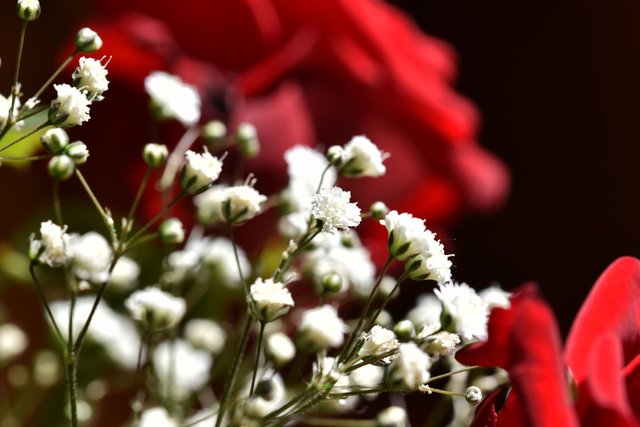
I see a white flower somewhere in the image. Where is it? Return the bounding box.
[180,149,223,193]
[194,184,227,225]
[49,84,91,127]
[311,186,361,233]
[139,407,178,427]
[29,220,71,267]
[145,71,201,126]
[143,143,168,168]
[0,324,28,362]
[382,211,428,260]
[359,325,399,362]
[50,297,141,368]
[341,135,388,177]
[154,339,213,401]
[349,363,385,389]
[221,184,267,223]
[407,294,442,329]
[389,342,432,390]
[159,218,185,244]
[0,93,20,131]
[404,230,452,283]
[435,282,489,340]
[250,278,294,322]
[479,285,512,309]
[125,287,186,329]
[283,146,336,211]
[298,305,348,349]
[245,372,286,418]
[75,27,102,53]
[108,256,139,290]
[265,332,296,366]
[377,406,407,427]
[69,232,112,283]
[423,331,460,356]
[17,0,41,21]
[184,319,226,354]
[196,237,250,288]
[160,248,200,285]
[72,57,109,101]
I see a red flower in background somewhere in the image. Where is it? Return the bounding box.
[457,256,640,427]
[71,0,508,256]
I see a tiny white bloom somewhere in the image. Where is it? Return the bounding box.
[349,363,385,389]
[389,342,432,390]
[221,184,267,223]
[154,339,213,401]
[0,324,28,362]
[423,331,460,356]
[184,319,226,354]
[17,0,41,21]
[49,84,91,127]
[108,256,140,290]
[359,325,399,362]
[139,407,178,427]
[311,186,361,233]
[404,230,452,283]
[407,294,442,330]
[75,27,102,53]
[0,93,20,131]
[29,220,71,267]
[72,57,109,101]
[479,285,512,309]
[298,305,348,349]
[145,71,201,126]
[435,282,489,340]
[194,184,227,225]
[250,278,294,323]
[125,287,186,329]
[382,211,428,260]
[245,372,286,418]
[143,143,169,168]
[180,149,223,193]
[160,248,200,285]
[283,145,336,211]
[159,218,185,244]
[265,332,296,366]
[341,135,388,177]
[68,232,112,283]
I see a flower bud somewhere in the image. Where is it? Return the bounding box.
[393,320,415,342]
[376,406,407,427]
[142,143,168,168]
[65,141,89,165]
[265,332,295,366]
[17,0,40,21]
[41,128,69,154]
[465,386,482,406]
[48,155,75,180]
[249,278,294,323]
[75,27,102,53]
[235,122,260,158]
[326,145,346,167]
[369,201,389,220]
[202,120,226,143]
[159,218,185,244]
[254,378,277,401]
[319,272,343,294]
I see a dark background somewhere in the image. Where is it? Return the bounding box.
[2,0,639,339]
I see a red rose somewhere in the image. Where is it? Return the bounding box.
[457,257,640,427]
[71,0,508,250]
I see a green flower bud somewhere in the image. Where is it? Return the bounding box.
[65,141,89,165]
[17,0,41,21]
[393,320,415,342]
[75,27,102,53]
[41,128,69,154]
[158,218,185,244]
[465,386,482,406]
[370,201,389,220]
[202,120,227,143]
[236,122,260,158]
[48,155,75,180]
[326,145,346,167]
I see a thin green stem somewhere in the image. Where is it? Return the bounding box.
[425,365,481,384]
[53,180,63,225]
[418,385,465,398]
[125,192,187,247]
[5,21,28,133]
[32,51,78,101]
[0,121,49,154]
[66,353,78,427]
[328,386,407,399]
[215,314,252,427]
[28,262,66,348]
[362,272,407,333]
[226,222,246,290]
[250,321,266,396]
[272,227,321,283]
[75,169,111,231]
[0,154,50,162]
[123,166,152,241]
[315,164,332,194]
[302,417,375,427]
[262,387,315,423]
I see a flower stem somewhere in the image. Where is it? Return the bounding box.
[215,314,252,427]
[362,272,407,333]
[53,180,63,225]
[0,121,49,154]
[0,154,50,162]
[0,20,29,143]
[32,50,78,102]
[250,321,266,396]
[74,169,113,236]
[123,166,152,241]
[226,222,246,289]
[425,365,481,384]
[67,288,78,427]
[28,262,66,349]
[125,192,187,247]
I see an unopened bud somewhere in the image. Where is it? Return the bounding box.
[65,141,89,164]
[235,122,259,158]
[393,320,415,342]
[143,143,168,168]
[369,201,389,220]
[158,218,185,244]
[202,120,226,143]
[41,128,69,154]
[48,155,75,180]
[320,272,343,294]
[326,145,346,167]
[465,386,482,406]
[17,0,40,21]
[75,27,102,53]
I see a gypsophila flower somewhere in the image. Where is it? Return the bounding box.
[423,331,460,356]
[382,211,428,260]
[72,57,109,101]
[68,232,112,283]
[180,149,223,193]
[159,218,185,244]
[404,230,452,283]
[193,184,227,224]
[125,287,186,329]
[283,145,336,211]
[407,294,442,329]
[298,305,348,349]
[465,386,483,406]
[49,84,91,127]
[0,94,17,131]
[376,406,408,427]
[145,71,201,126]
[389,342,432,390]
[108,256,140,290]
[29,220,71,267]
[341,135,388,177]
[65,141,89,165]
[245,372,286,418]
[75,27,102,53]
[202,120,226,142]
[349,363,385,390]
[154,339,212,401]
[221,183,267,223]
[48,155,75,180]
[160,247,201,285]
[139,407,178,427]
[479,285,512,309]
[435,282,489,340]
[265,332,296,366]
[17,0,40,21]
[0,324,28,362]
[359,325,399,363]
[311,186,361,233]
[249,278,294,323]
[143,143,168,168]
[184,319,226,354]
[41,128,69,154]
